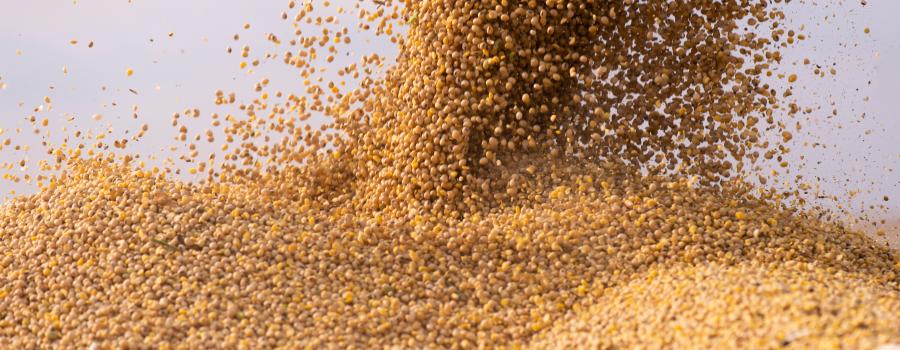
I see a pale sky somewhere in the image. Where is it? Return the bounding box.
[1,0,898,245]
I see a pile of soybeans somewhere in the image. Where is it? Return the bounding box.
[1,0,898,349]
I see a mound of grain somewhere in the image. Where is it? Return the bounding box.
[531,262,900,349]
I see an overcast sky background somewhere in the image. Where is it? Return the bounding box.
[1,1,898,246]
